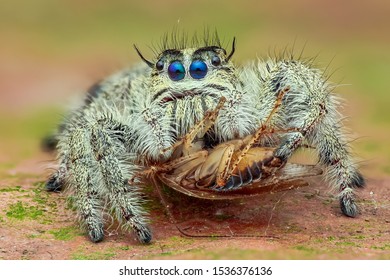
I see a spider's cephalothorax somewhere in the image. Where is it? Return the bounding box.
[45,33,365,243]
[133,37,257,149]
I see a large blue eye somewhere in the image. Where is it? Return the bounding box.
[168,61,185,81]
[189,60,208,79]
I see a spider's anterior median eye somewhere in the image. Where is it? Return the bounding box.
[156,60,164,71]
[189,60,208,79]
[211,55,221,66]
[168,61,185,81]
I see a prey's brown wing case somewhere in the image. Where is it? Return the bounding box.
[157,163,323,200]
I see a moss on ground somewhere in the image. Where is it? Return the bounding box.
[71,248,117,260]
[48,226,81,241]
[2,182,59,225]
[0,186,26,193]
[5,201,44,220]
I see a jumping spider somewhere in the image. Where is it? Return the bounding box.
[45,33,365,243]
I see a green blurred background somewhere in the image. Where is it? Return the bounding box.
[0,0,389,178]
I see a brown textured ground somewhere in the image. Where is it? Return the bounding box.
[0,140,389,260]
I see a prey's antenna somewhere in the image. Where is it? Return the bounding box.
[133,44,154,68]
[225,37,236,62]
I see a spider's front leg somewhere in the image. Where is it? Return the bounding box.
[263,60,365,217]
[46,114,152,243]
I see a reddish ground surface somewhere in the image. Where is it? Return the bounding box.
[0,146,389,260]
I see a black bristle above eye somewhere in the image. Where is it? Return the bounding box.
[225,37,236,62]
[133,44,154,68]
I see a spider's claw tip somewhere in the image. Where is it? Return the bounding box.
[137,226,152,244]
[45,176,63,192]
[88,227,104,243]
[340,196,359,218]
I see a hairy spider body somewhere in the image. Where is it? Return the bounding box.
[46,33,364,243]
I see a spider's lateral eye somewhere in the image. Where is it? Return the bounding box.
[211,55,221,66]
[189,60,208,79]
[156,60,164,71]
[168,61,185,81]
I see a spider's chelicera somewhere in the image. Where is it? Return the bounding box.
[45,32,365,243]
